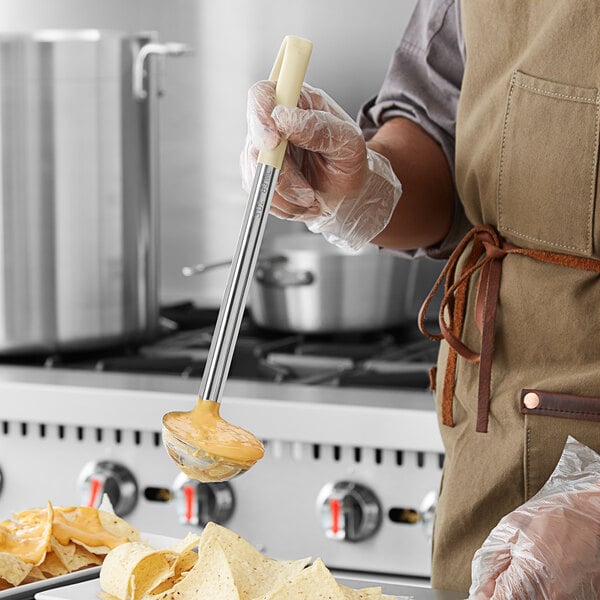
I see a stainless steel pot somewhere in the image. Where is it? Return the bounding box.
[183,233,445,334]
[250,233,411,333]
[0,30,188,353]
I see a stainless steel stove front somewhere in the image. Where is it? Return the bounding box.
[0,367,442,585]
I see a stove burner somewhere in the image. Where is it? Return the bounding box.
[0,304,440,390]
[336,368,431,389]
[292,333,394,361]
[94,352,292,383]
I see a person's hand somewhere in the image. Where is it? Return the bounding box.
[469,440,600,599]
[241,81,402,251]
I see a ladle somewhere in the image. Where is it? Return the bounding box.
[162,35,313,482]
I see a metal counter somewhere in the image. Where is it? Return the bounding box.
[337,577,466,599]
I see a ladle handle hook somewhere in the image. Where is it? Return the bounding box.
[198,36,312,403]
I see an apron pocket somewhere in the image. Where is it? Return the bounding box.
[498,70,600,256]
[521,388,600,498]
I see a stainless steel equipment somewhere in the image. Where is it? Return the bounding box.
[0,307,443,586]
[0,30,188,353]
[184,233,444,334]
[252,233,411,332]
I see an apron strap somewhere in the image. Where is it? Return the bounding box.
[419,225,600,433]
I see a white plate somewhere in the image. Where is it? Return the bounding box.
[34,577,466,600]
[32,567,469,600]
[0,533,179,600]
[34,579,99,600]
[36,577,403,600]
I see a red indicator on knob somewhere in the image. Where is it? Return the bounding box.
[329,498,341,535]
[183,484,195,523]
[87,477,103,508]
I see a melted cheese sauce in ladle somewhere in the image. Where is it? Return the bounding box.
[162,399,264,483]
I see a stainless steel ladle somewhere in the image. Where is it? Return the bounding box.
[162,35,312,482]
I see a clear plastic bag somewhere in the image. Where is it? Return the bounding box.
[469,436,600,599]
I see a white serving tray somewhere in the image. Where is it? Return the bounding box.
[1,533,177,600]
[36,574,468,600]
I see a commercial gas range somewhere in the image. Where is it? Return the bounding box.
[0,304,444,588]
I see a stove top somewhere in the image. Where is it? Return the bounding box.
[0,303,440,391]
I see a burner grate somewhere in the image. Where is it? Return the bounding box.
[0,305,440,389]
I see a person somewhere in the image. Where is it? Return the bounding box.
[242,0,600,595]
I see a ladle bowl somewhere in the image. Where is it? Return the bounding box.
[162,398,265,482]
[162,428,245,482]
[162,420,255,482]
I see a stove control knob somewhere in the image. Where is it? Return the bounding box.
[172,473,235,527]
[316,481,381,542]
[78,461,138,517]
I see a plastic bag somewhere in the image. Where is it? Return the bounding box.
[469,436,600,599]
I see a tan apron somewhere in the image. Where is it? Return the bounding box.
[421,0,600,592]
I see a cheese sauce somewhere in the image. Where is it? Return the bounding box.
[0,506,52,564]
[52,507,128,549]
[0,505,127,565]
[163,398,264,477]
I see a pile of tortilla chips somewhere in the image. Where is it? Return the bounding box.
[0,500,140,589]
[100,522,394,600]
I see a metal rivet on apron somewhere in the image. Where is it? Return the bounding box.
[523,392,540,409]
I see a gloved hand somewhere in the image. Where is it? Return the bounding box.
[241,81,402,251]
[469,436,600,600]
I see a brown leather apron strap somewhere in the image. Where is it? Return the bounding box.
[419,229,487,426]
[419,224,600,433]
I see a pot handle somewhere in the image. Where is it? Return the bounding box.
[181,259,232,277]
[133,42,192,101]
[181,255,288,277]
[255,261,314,288]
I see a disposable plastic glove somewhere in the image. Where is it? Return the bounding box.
[241,81,402,251]
[469,436,600,600]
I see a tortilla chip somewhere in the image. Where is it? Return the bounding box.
[22,565,45,584]
[147,549,197,595]
[259,558,345,600]
[97,510,141,547]
[100,533,202,600]
[99,524,392,600]
[100,542,159,600]
[159,533,200,556]
[38,552,69,578]
[66,545,104,570]
[49,538,101,573]
[98,494,116,514]
[146,540,239,600]
[170,549,197,575]
[132,534,201,599]
[49,538,77,570]
[130,554,173,600]
[199,522,310,598]
[0,553,34,586]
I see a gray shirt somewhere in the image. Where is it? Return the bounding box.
[358,0,470,257]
